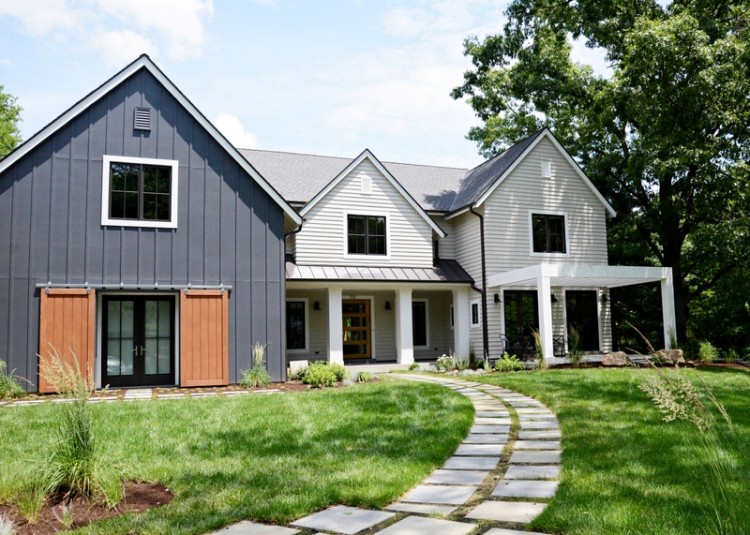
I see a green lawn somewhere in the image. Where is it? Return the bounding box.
[0,379,473,534]
[475,367,750,535]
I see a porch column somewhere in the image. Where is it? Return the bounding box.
[452,287,470,358]
[661,269,677,349]
[536,271,554,362]
[328,286,344,365]
[395,288,414,365]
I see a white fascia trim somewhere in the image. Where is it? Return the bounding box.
[101,155,179,229]
[300,149,446,238]
[486,263,672,288]
[0,55,301,227]
[473,130,617,218]
[444,206,471,221]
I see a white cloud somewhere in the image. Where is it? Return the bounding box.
[380,7,432,37]
[213,113,258,149]
[90,29,157,67]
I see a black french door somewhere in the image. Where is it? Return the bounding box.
[102,295,175,387]
[566,291,600,351]
[504,291,540,357]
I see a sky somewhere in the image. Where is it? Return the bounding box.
[0,0,609,169]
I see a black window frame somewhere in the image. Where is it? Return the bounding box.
[471,302,480,326]
[412,300,428,348]
[532,213,567,254]
[347,214,387,256]
[108,161,173,222]
[286,300,307,351]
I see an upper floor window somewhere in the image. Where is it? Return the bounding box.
[532,213,566,254]
[347,214,386,255]
[101,155,179,229]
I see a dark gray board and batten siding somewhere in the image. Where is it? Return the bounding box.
[0,68,287,389]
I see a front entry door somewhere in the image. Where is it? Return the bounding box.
[342,299,371,359]
[566,291,600,351]
[504,291,539,357]
[103,295,175,387]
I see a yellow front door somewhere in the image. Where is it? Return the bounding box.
[342,299,371,359]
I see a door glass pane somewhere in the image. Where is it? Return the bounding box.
[158,301,171,336]
[121,301,134,337]
[107,301,121,337]
[145,301,157,337]
[158,339,171,374]
[144,338,157,375]
[120,340,133,375]
[286,301,306,350]
[107,340,121,376]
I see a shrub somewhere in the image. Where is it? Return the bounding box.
[302,362,338,388]
[240,343,272,387]
[435,354,456,371]
[288,364,308,381]
[698,340,718,363]
[0,360,25,399]
[408,362,420,371]
[329,363,347,382]
[355,371,373,383]
[567,327,585,368]
[724,349,739,363]
[495,353,525,372]
[456,358,470,371]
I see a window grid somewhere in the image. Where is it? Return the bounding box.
[347,215,386,255]
[532,214,566,253]
[109,162,172,222]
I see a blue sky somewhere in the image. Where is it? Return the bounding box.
[0,1,607,169]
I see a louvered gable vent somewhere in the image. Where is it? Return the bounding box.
[134,107,151,131]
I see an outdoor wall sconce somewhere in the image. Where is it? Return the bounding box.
[600,293,609,303]
[385,301,392,310]
[313,301,321,311]
[493,293,501,303]
[551,294,558,303]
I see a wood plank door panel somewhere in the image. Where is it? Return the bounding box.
[343,299,371,359]
[180,289,229,386]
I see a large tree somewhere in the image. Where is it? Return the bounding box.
[452,0,750,346]
[0,85,22,159]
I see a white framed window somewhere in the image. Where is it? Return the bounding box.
[470,299,481,328]
[412,299,429,348]
[101,155,179,229]
[286,298,309,353]
[528,210,569,256]
[343,210,391,259]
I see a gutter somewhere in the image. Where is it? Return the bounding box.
[469,206,490,360]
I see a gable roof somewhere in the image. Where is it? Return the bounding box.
[0,54,302,227]
[296,149,447,238]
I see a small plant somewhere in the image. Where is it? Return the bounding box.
[698,340,718,364]
[468,344,477,369]
[456,358,470,371]
[0,514,16,535]
[408,362,420,371]
[724,348,739,363]
[481,359,492,372]
[301,361,339,388]
[567,327,584,368]
[53,503,75,530]
[435,354,456,372]
[355,371,373,383]
[495,353,525,372]
[240,342,272,387]
[329,363,346,382]
[15,480,45,523]
[532,330,548,370]
[0,360,26,399]
[288,364,308,381]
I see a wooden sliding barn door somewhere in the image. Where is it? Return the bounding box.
[179,289,229,387]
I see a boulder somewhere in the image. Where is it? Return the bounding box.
[602,351,629,367]
[654,349,685,365]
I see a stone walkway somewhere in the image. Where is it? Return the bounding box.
[212,374,561,535]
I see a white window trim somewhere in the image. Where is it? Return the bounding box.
[342,210,391,260]
[528,209,570,257]
[412,298,429,349]
[101,155,179,229]
[286,298,310,353]
[470,299,481,328]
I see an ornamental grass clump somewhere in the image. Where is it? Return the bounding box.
[495,353,525,372]
[567,327,585,368]
[0,360,25,399]
[240,343,272,387]
[0,514,16,535]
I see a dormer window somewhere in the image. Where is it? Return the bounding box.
[531,213,566,253]
[347,214,386,255]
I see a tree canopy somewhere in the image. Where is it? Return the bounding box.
[452,0,750,349]
[0,85,22,159]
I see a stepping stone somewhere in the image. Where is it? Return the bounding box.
[291,506,394,534]
[425,469,487,485]
[466,500,547,523]
[476,411,509,418]
[471,425,510,434]
[456,443,504,456]
[514,440,560,450]
[375,516,475,535]
[492,480,559,499]
[504,465,560,480]
[210,521,300,534]
[519,430,561,440]
[519,414,558,421]
[385,503,457,516]
[443,456,499,470]
[484,529,551,535]
[463,433,508,444]
[401,484,477,505]
[509,450,561,464]
[521,421,559,430]
[475,417,512,425]
[515,408,552,414]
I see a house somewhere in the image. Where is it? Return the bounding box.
[242,130,676,365]
[0,55,676,392]
[0,55,301,392]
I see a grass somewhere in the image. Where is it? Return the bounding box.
[0,379,472,534]
[474,367,750,535]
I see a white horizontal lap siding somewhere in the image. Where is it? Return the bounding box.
[296,160,434,267]
[435,216,456,259]
[452,211,484,357]
[484,137,609,275]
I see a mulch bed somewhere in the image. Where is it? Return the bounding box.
[0,482,173,535]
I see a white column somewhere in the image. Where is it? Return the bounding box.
[395,288,414,365]
[536,272,554,362]
[328,286,343,365]
[661,269,677,349]
[452,287,470,358]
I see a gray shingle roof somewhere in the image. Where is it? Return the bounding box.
[238,129,544,213]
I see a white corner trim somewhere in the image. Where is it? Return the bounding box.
[528,209,570,257]
[101,155,179,229]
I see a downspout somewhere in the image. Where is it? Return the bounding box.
[469,206,489,360]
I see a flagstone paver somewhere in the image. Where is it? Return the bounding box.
[401,484,478,505]
[509,450,562,464]
[521,421,560,430]
[425,469,489,485]
[374,515,476,535]
[210,521,301,535]
[492,480,559,499]
[291,506,394,534]
[443,455,500,470]
[385,503,457,516]
[466,501,547,523]
[470,424,510,434]
[519,430,561,440]
[463,433,509,444]
[456,443,505,456]
[514,440,561,450]
[504,465,561,480]
[484,529,551,535]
